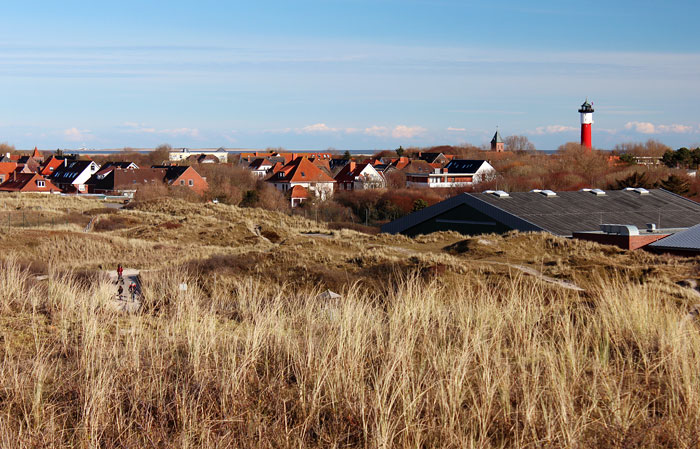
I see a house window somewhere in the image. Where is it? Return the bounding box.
[37,180,45,188]
[180,180,185,185]
[188,179,194,186]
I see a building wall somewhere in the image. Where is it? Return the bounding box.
[169,150,228,163]
[402,203,514,237]
[173,167,209,195]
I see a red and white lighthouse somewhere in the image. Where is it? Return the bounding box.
[578,99,594,150]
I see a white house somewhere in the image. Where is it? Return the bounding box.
[406,159,496,188]
[169,147,229,163]
[334,162,385,191]
[49,160,101,193]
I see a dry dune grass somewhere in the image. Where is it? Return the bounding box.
[1,259,700,447]
[1,195,700,447]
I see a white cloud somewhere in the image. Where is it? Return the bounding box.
[392,125,426,138]
[298,123,338,133]
[624,121,693,134]
[447,127,466,132]
[364,125,389,137]
[161,128,200,137]
[624,121,657,134]
[64,127,92,141]
[530,125,576,135]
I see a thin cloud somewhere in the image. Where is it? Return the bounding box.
[624,121,694,134]
[530,125,576,135]
[63,127,92,141]
[121,122,199,137]
[447,127,466,132]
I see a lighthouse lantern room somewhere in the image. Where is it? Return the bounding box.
[578,99,594,149]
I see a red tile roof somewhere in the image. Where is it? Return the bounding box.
[290,185,308,199]
[271,157,335,183]
[31,147,42,159]
[334,162,371,183]
[0,162,18,177]
[0,173,59,192]
[39,157,65,176]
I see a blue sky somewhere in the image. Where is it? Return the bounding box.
[1,0,699,151]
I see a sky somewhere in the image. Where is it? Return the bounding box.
[1,0,699,152]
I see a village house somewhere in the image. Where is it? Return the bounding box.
[405,160,496,188]
[334,162,385,191]
[267,156,335,203]
[151,165,209,195]
[49,160,101,193]
[87,166,208,196]
[0,172,59,193]
[169,147,229,163]
[247,158,275,178]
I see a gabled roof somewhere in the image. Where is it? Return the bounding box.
[402,160,434,174]
[444,160,490,174]
[103,161,139,170]
[39,157,65,176]
[51,160,98,184]
[0,173,58,192]
[0,162,18,176]
[418,152,445,164]
[268,157,335,183]
[382,189,700,237]
[334,163,380,183]
[249,158,273,170]
[649,223,700,252]
[391,157,411,170]
[31,147,42,158]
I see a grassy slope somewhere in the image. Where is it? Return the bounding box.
[1,193,700,448]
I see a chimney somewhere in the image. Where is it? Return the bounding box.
[348,162,356,172]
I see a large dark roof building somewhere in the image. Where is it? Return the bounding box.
[381,188,700,237]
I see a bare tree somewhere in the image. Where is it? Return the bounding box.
[504,135,536,153]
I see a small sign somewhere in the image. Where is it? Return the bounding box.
[179,283,188,292]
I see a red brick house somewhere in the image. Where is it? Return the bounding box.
[87,166,208,195]
[0,172,59,193]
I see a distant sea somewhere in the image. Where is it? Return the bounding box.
[70,148,561,157]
